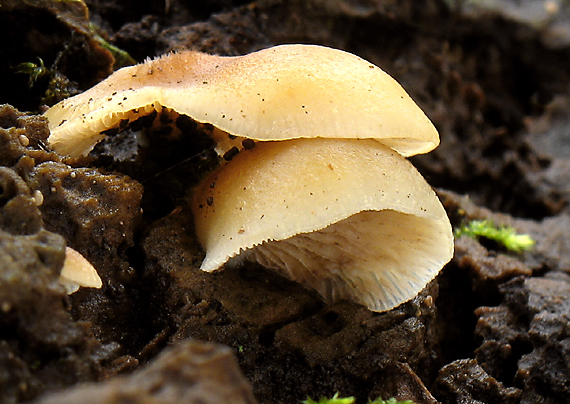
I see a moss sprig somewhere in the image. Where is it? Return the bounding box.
[303,393,416,404]
[454,219,535,252]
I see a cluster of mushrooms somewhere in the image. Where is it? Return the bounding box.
[45,44,453,312]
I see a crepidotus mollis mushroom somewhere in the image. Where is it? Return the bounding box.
[43,44,453,312]
[44,44,438,158]
[193,139,452,312]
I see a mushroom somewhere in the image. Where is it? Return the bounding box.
[192,138,453,312]
[44,44,438,158]
[43,44,453,311]
[59,247,103,294]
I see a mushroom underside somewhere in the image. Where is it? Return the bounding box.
[192,137,453,312]
[47,103,247,157]
[232,209,450,312]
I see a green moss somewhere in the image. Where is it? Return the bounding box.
[455,219,535,252]
[303,393,417,404]
[14,58,74,105]
[88,23,135,69]
[14,58,50,89]
[303,393,355,404]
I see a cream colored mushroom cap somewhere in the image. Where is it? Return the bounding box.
[192,138,453,312]
[59,247,103,294]
[45,44,438,157]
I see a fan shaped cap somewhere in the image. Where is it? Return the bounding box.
[192,138,453,312]
[45,44,439,157]
[59,247,103,294]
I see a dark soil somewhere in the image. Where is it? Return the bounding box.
[1,1,570,403]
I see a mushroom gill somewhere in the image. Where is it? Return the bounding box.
[192,138,453,312]
[44,44,438,157]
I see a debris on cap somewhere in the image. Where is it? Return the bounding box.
[44,44,438,158]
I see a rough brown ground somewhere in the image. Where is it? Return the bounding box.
[1,1,570,403]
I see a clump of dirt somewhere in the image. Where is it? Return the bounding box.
[33,340,259,404]
[477,274,570,403]
[0,107,102,403]
[0,227,99,403]
[437,188,570,403]
[433,358,521,403]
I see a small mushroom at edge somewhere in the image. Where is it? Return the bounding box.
[192,138,453,312]
[59,247,103,294]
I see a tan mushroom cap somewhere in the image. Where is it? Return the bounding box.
[59,247,103,294]
[45,44,438,157]
[192,138,453,312]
